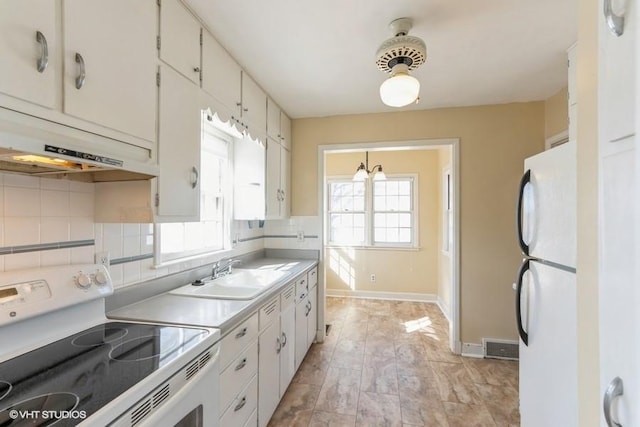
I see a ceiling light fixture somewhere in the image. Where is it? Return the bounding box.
[353,151,386,181]
[376,18,427,108]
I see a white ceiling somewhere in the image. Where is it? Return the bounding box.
[184,0,577,119]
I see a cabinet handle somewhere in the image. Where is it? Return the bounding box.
[75,53,86,89]
[603,0,625,37]
[603,376,624,427]
[191,166,199,189]
[276,337,281,354]
[234,396,247,412]
[193,66,201,73]
[281,189,285,200]
[235,327,248,339]
[281,332,287,348]
[305,301,311,316]
[243,107,248,112]
[234,357,247,371]
[236,102,242,107]
[36,31,48,73]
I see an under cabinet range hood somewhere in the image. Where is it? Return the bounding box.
[0,107,159,181]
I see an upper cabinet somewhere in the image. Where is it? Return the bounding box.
[240,72,267,136]
[266,139,290,220]
[202,31,242,117]
[567,43,577,141]
[63,0,157,143]
[267,98,292,150]
[0,0,157,146]
[0,1,58,109]
[158,0,201,85]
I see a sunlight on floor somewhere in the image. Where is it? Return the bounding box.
[403,316,441,341]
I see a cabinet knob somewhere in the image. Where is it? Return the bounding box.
[193,66,201,73]
[243,107,248,112]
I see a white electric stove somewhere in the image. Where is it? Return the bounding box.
[0,264,221,427]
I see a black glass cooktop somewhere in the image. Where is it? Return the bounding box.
[0,322,209,426]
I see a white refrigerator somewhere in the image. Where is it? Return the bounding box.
[514,140,577,426]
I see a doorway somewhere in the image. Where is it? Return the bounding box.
[316,138,461,353]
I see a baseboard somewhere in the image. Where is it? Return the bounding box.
[326,289,438,303]
[461,342,484,358]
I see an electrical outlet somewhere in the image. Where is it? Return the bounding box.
[95,251,110,267]
[297,231,305,242]
[370,273,376,282]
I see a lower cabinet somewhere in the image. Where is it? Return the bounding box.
[295,268,318,370]
[258,284,296,427]
[223,266,318,427]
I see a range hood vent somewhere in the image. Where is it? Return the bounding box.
[0,107,158,182]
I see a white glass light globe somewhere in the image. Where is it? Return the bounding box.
[379,72,420,107]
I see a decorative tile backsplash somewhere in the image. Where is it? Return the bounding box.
[0,173,322,289]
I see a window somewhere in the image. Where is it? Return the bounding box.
[327,175,417,248]
[157,117,233,263]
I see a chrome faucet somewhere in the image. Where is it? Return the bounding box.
[212,258,241,279]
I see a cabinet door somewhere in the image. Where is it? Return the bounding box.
[294,297,308,370]
[159,0,201,85]
[234,135,266,220]
[0,0,57,109]
[306,286,317,350]
[258,320,280,427]
[241,71,267,134]
[280,146,291,218]
[280,112,292,150]
[266,138,282,219]
[63,0,157,142]
[280,304,296,395]
[202,30,242,115]
[156,65,201,220]
[266,97,281,141]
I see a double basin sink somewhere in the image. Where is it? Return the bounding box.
[169,268,288,300]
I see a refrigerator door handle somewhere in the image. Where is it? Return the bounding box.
[515,258,530,346]
[516,169,531,256]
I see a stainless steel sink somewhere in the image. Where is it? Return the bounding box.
[169,268,287,300]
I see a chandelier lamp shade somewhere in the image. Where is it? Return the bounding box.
[353,151,386,181]
[376,18,427,108]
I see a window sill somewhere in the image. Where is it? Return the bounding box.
[325,245,420,252]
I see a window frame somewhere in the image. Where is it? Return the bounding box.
[326,173,419,249]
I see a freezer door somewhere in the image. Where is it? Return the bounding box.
[519,261,577,427]
[522,140,576,268]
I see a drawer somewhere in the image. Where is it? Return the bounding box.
[221,312,259,370]
[295,274,308,297]
[220,340,258,414]
[220,375,258,427]
[280,283,296,310]
[259,295,280,330]
[308,267,318,288]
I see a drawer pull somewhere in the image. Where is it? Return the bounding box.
[234,357,247,371]
[281,332,287,348]
[75,53,86,89]
[276,337,282,354]
[234,396,247,412]
[36,31,48,73]
[235,327,248,339]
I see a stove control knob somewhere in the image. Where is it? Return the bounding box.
[94,271,108,285]
[75,272,92,289]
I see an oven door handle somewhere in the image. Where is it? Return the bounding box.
[133,347,220,427]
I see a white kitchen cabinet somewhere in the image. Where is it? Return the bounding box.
[201,30,242,117]
[158,0,201,85]
[234,135,266,220]
[266,139,291,219]
[257,285,296,427]
[241,71,267,135]
[294,269,317,370]
[63,0,157,143]
[567,43,577,142]
[266,98,292,150]
[0,1,58,109]
[155,65,201,221]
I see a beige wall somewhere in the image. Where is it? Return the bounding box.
[545,86,569,139]
[292,102,545,343]
[577,0,599,424]
[324,150,440,295]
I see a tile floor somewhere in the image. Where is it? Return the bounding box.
[268,297,520,427]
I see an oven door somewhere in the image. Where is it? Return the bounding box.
[138,349,220,427]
